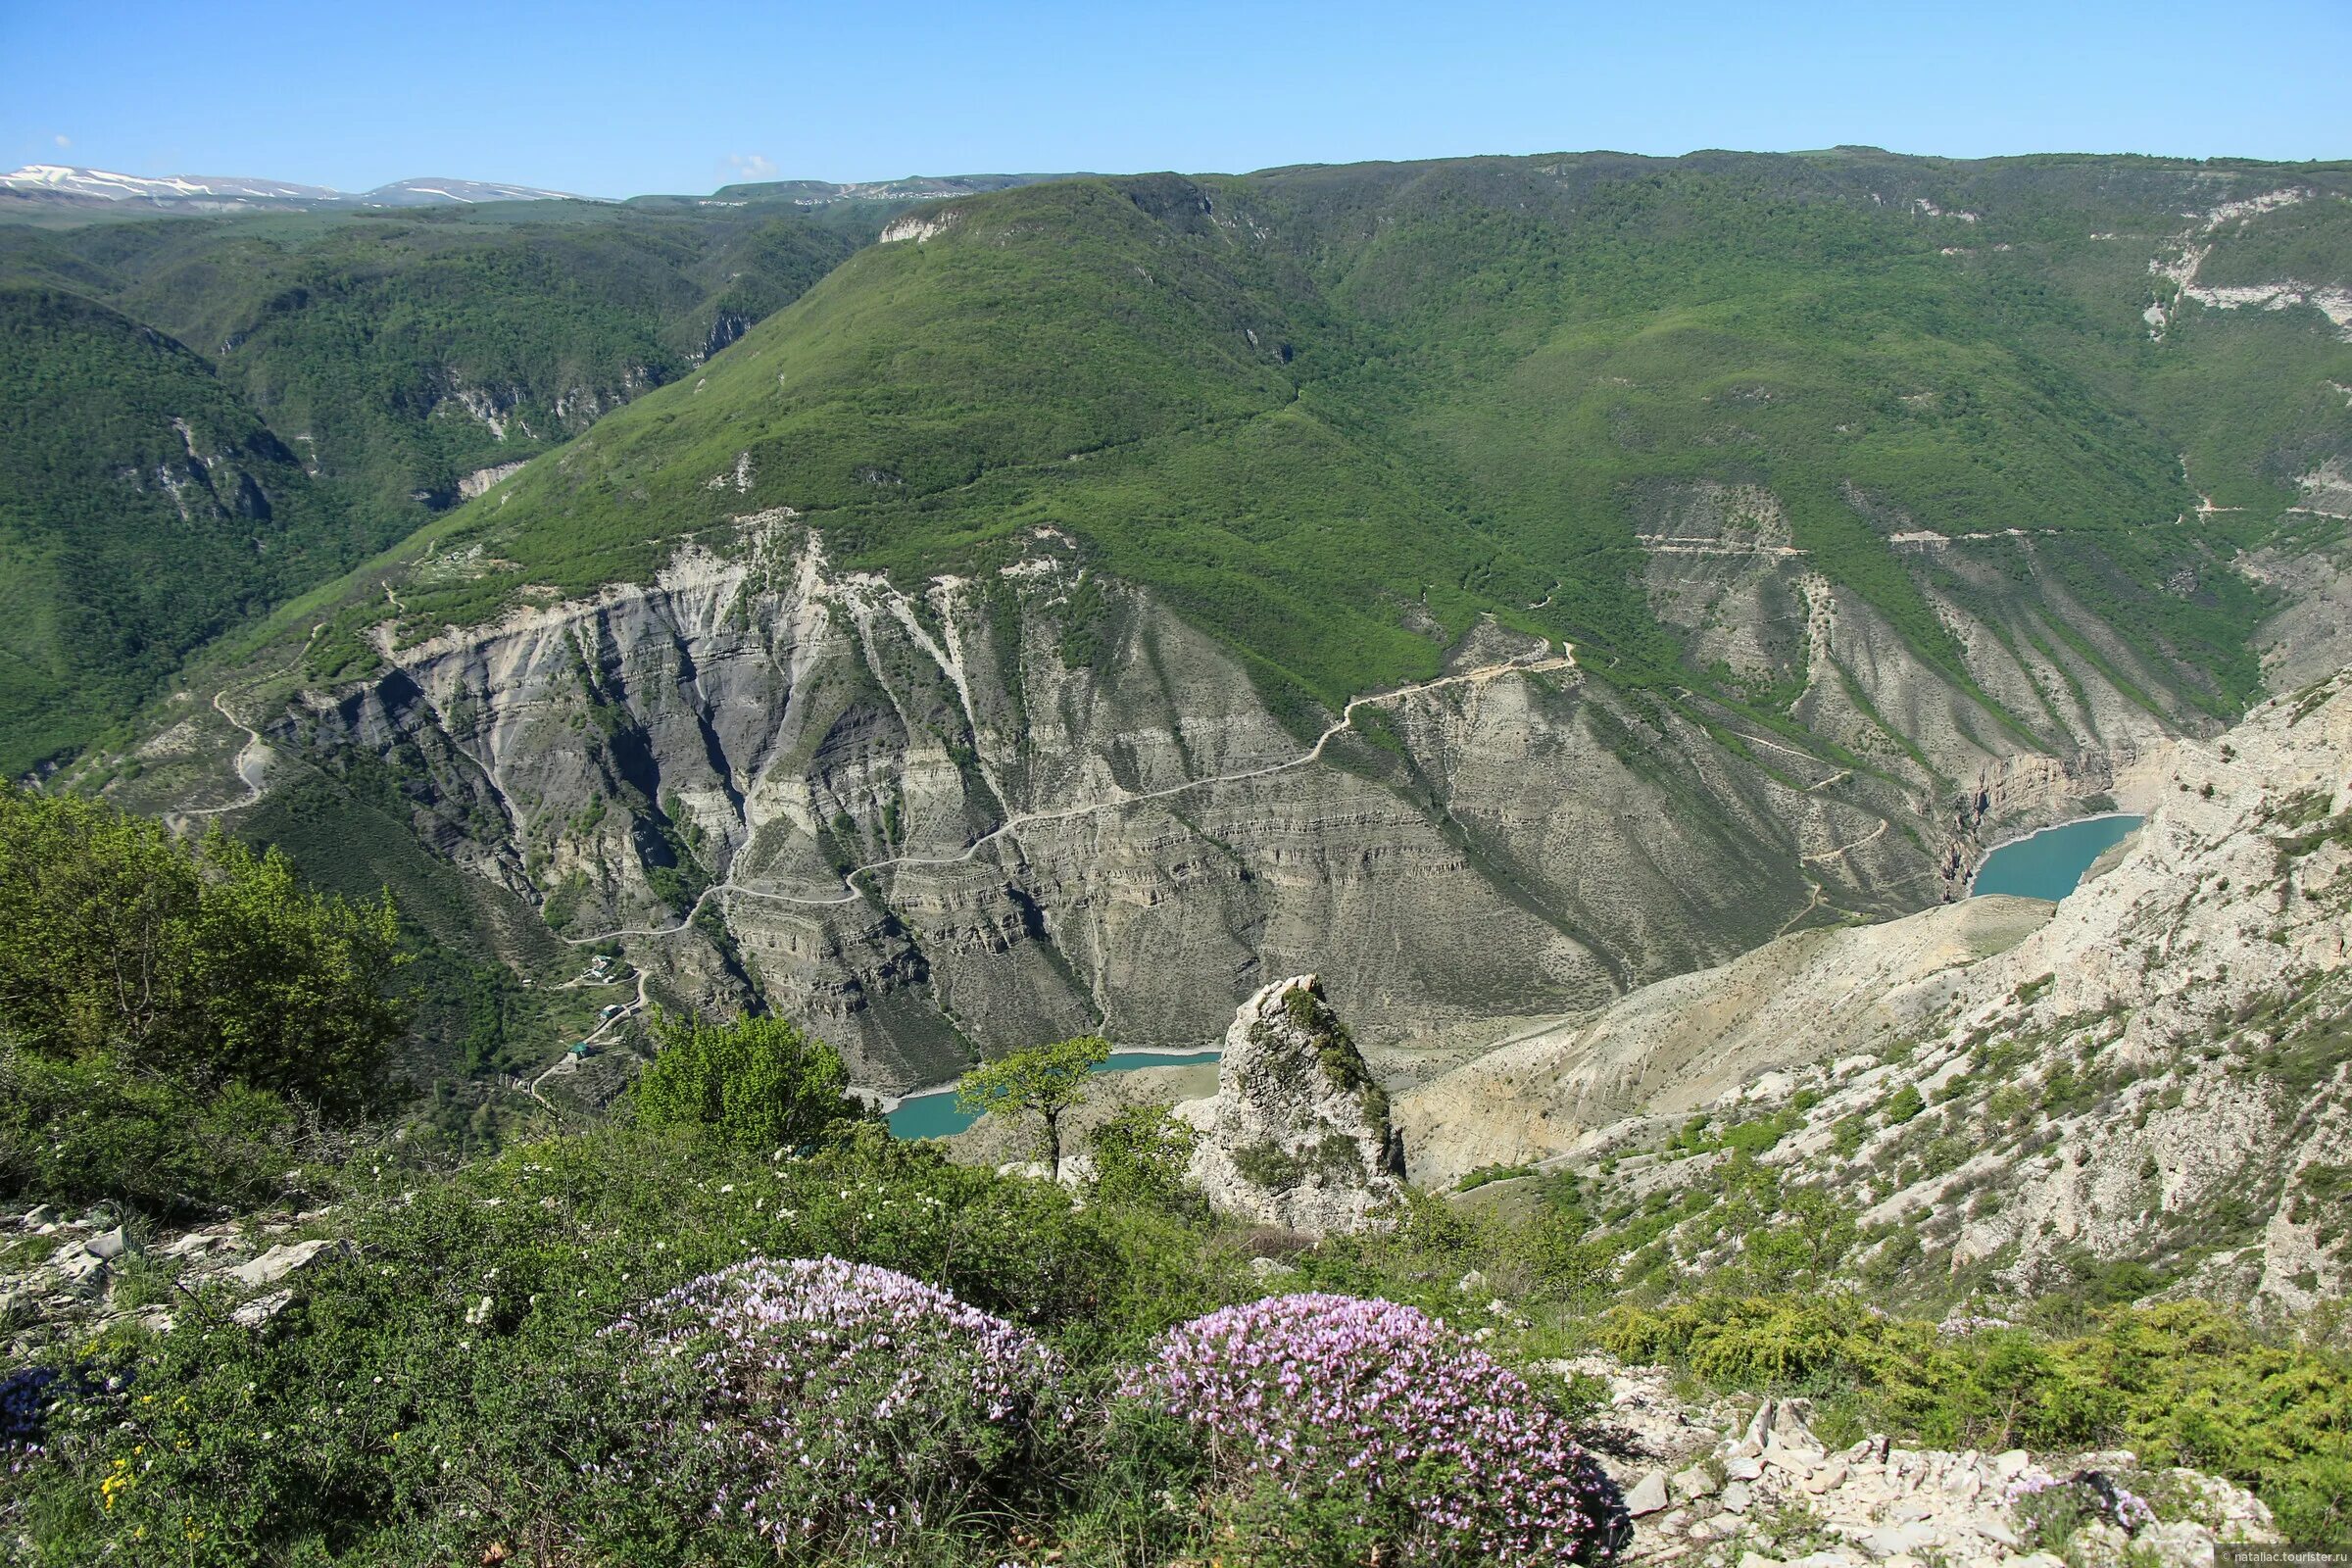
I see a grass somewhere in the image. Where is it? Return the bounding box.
[9,1123,2348,1560]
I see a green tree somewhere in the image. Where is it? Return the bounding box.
[0,788,407,1112]
[1087,1102,1203,1215]
[956,1035,1109,1181]
[630,1010,869,1152]
[0,786,409,1210]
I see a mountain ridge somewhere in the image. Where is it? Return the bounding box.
[22,146,2352,1082]
[0,165,1083,218]
[0,163,600,210]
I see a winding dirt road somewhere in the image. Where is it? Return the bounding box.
[560,644,1576,946]
[176,626,324,821]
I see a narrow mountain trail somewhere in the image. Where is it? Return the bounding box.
[561,645,1576,946]
[176,626,324,820]
[1771,879,1828,940]
[1802,816,1890,864]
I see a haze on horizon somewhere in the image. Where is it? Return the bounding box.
[3,0,2346,200]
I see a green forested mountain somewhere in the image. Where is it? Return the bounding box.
[0,284,350,767]
[9,153,2351,773]
[0,195,884,770]
[328,150,2352,729]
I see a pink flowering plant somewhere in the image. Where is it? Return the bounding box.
[2005,1466,2159,1550]
[1116,1293,1626,1566]
[612,1254,1063,1550]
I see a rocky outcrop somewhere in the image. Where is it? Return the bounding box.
[1412,666,2352,1314]
[456,460,528,501]
[1182,976,1405,1234]
[1,1202,345,1351]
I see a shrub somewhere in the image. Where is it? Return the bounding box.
[0,788,406,1119]
[2,1128,1239,1564]
[1458,1162,1537,1192]
[1087,1102,1205,1216]
[2006,1467,2156,1553]
[1118,1293,1625,1565]
[615,1256,1063,1550]
[628,1010,870,1153]
[1597,1295,2352,1538]
[0,789,407,1212]
[0,1047,301,1215]
[1232,1139,1305,1191]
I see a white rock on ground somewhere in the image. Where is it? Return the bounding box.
[1558,1356,2281,1568]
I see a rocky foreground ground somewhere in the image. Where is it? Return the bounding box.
[1561,1355,2279,1568]
[6,1198,2286,1568]
[2,1200,346,1351]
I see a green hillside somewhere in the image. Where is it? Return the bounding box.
[0,285,350,769]
[349,153,2352,727]
[8,152,2351,772]
[0,198,875,770]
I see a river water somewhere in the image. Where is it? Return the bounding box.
[885,1049,1224,1140]
[886,815,2141,1139]
[1971,813,2143,902]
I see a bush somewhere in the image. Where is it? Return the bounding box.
[0,1047,301,1215]
[1,1127,1243,1564]
[1597,1295,2352,1539]
[0,788,406,1211]
[0,789,406,1114]
[615,1256,1062,1550]
[1088,1102,1205,1217]
[628,1010,870,1153]
[1118,1293,1625,1565]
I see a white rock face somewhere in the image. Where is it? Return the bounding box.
[457,460,528,500]
[1566,1358,2279,1568]
[1184,975,1406,1235]
[879,209,959,244]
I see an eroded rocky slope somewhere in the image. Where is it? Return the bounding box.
[118,508,2204,1089]
[1407,666,2352,1316]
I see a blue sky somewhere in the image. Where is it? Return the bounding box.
[4,0,2345,195]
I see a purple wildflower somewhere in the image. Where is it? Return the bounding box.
[612,1255,1059,1548]
[1119,1293,1625,1565]
[2007,1467,2159,1538]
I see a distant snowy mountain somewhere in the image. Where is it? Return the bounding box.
[699,172,1070,206]
[0,165,597,212]
[0,166,344,203]
[361,176,599,206]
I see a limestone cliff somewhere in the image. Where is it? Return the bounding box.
[119,511,2208,1089]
